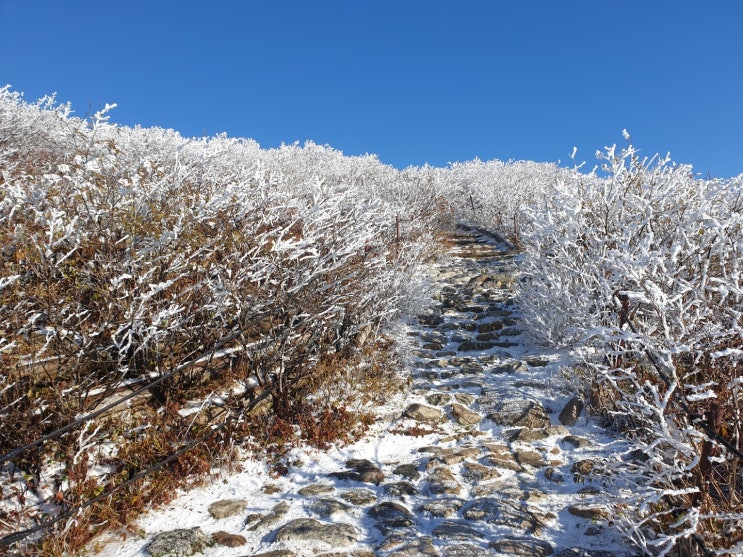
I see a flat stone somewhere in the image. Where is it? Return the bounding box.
[481,397,551,428]
[340,488,377,506]
[454,393,476,405]
[146,528,212,557]
[417,498,465,518]
[451,403,481,426]
[567,504,610,520]
[461,461,501,483]
[426,393,452,406]
[491,360,529,374]
[251,551,297,557]
[384,535,440,556]
[274,518,358,547]
[393,463,421,481]
[559,397,584,426]
[556,550,619,557]
[245,501,290,531]
[212,531,246,547]
[458,341,496,352]
[427,466,462,495]
[384,481,419,498]
[561,435,593,449]
[490,537,554,556]
[208,499,247,519]
[330,459,384,485]
[544,467,564,484]
[298,483,335,497]
[404,403,445,423]
[462,497,546,535]
[310,498,353,518]
[509,425,569,442]
[369,502,415,534]
[432,520,486,541]
[477,321,504,333]
[442,543,498,556]
[514,448,546,468]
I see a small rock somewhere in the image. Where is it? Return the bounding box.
[544,467,564,484]
[274,518,358,547]
[212,531,246,547]
[298,483,335,496]
[458,341,496,352]
[454,393,476,405]
[559,397,584,426]
[245,501,290,531]
[567,504,610,520]
[443,544,497,557]
[491,360,529,374]
[369,501,415,534]
[207,499,247,519]
[251,551,297,557]
[146,528,211,557]
[393,463,421,481]
[427,467,462,495]
[490,537,554,556]
[385,535,440,556]
[310,498,353,518]
[417,498,465,518]
[432,520,486,541]
[561,435,593,448]
[404,403,445,423]
[340,488,377,506]
[384,481,419,498]
[451,403,481,426]
[331,459,384,485]
[514,448,546,468]
[461,461,501,483]
[426,393,452,406]
[571,459,596,482]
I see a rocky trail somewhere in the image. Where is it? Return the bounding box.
[96,225,640,557]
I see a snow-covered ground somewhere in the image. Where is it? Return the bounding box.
[91,228,638,557]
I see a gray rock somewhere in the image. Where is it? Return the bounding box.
[490,537,554,556]
[427,466,463,495]
[369,501,415,534]
[340,488,377,506]
[393,463,421,480]
[384,481,419,498]
[298,483,335,497]
[458,341,496,352]
[461,461,501,483]
[207,499,247,519]
[443,544,497,557]
[309,498,353,518]
[482,397,551,428]
[426,393,452,406]
[146,527,211,557]
[432,520,486,541]
[251,551,297,557]
[451,403,481,425]
[561,435,593,448]
[559,397,584,426]
[404,403,445,423]
[384,535,440,556]
[417,498,465,517]
[491,360,529,374]
[245,501,290,531]
[509,425,569,442]
[567,504,610,520]
[330,459,384,485]
[274,518,358,547]
[462,497,546,535]
[545,467,564,484]
[556,550,621,557]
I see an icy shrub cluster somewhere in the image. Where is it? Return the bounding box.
[0,87,456,547]
[518,140,743,555]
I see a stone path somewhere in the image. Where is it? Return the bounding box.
[99,225,639,557]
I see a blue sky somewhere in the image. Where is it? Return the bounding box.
[2,1,742,177]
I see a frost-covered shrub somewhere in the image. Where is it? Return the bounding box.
[518,139,743,555]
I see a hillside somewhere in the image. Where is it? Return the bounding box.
[1,87,741,556]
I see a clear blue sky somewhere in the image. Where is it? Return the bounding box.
[2,1,742,177]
